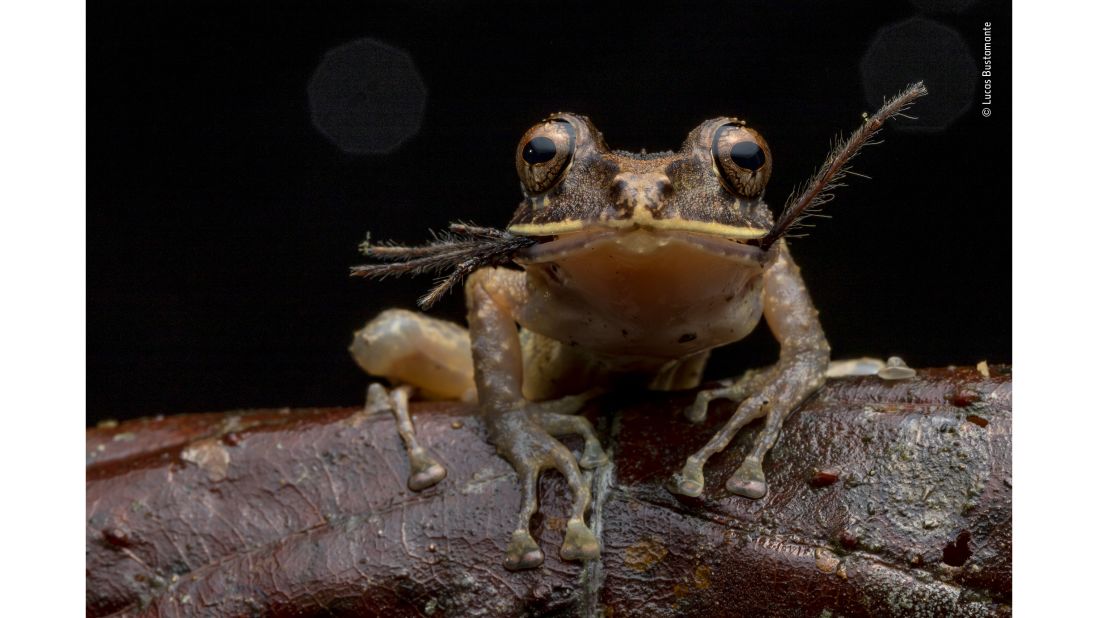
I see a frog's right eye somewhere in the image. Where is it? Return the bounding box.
[516,118,576,193]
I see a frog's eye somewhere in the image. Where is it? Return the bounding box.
[516,118,576,193]
[711,123,772,198]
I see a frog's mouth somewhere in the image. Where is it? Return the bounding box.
[513,227,768,267]
[507,216,768,241]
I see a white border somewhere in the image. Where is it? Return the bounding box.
[5,0,1084,610]
[1014,1,1098,613]
[0,2,86,614]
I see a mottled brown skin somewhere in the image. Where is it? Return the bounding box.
[352,113,829,570]
[509,113,774,237]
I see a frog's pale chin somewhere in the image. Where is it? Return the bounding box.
[513,227,768,357]
[514,227,767,267]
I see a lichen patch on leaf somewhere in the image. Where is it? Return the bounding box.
[181,438,231,482]
[623,537,668,572]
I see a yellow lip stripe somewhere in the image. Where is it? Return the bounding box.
[508,217,767,240]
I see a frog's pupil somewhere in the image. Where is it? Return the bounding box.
[523,136,557,164]
[730,141,765,171]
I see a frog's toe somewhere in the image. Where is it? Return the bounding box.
[579,442,608,469]
[560,519,600,562]
[668,475,704,498]
[365,383,449,493]
[531,409,607,470]
[668,457,705,497]
[407,460,447,491]
[504,530,545,571]
[685,393,712,423]
[727,457,768,499]
[687,367,777,424]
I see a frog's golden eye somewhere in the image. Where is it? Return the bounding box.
[711,123,772,198]
[516,118,576,194]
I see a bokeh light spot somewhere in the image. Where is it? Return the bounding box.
[308,38,427,154]
[861,17,977,131]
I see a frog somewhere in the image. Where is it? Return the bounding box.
[350,83,926,571]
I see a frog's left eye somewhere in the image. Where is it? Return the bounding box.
[711,123,772,198]
[516,118,576,194]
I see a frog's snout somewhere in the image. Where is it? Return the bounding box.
[609,171,673,216]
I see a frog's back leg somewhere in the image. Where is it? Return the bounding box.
[519,329,619,401]
[350,308,476,401]
[351,309,620,402]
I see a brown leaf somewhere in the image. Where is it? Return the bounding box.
[87,366,1011,617]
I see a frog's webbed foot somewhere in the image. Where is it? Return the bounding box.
[672,365,777,496]
[491,399,604,571]
[670,369,813,499]
[365,383,447,491]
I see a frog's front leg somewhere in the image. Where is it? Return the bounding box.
[466,267,605,571]
[671,242,829,499]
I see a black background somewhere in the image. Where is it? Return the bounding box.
[89,0,1011,424]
